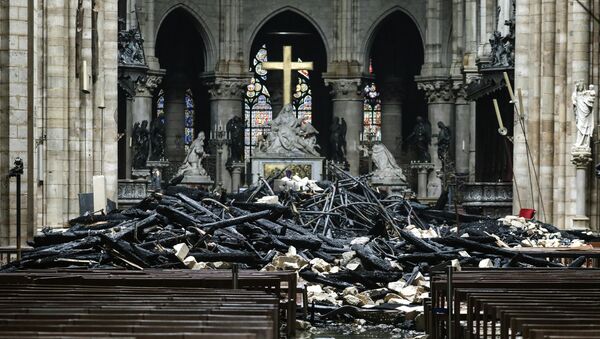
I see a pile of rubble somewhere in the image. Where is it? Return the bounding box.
[1,165,594,330]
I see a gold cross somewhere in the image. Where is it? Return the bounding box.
[262,45,313,105]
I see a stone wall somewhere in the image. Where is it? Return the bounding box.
[0,0,119,244]
[514,0,599,230]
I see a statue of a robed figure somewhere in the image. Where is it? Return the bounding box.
[572,81,596,150]
[176,132,209,177]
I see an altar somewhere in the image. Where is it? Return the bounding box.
[249,45,324,184]
[250,155,324,183]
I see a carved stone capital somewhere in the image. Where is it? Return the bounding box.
[416,78,455,103]
[325,78,363,100]
[452,81,468,102]
[135,74,163,96]
[205,77,247,100]
[571,147,593,167]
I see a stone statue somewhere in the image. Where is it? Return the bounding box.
[572,81,596,149]
[329,117,347,163]
[132,120,149,168]
[406,116,431,163]
[149,115,166,161]
[118,28,145,65]
[257,104,320,156]
[176,131,208,177]
[437,121,451,162]
[227,115,245,162]
[371,143,407,183]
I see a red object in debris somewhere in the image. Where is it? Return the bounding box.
[519,208,536,219]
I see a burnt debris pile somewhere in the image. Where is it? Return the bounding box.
[1,165,593,328]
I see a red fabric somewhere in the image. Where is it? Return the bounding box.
[518,208,536,219]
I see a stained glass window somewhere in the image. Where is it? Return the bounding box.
[156,89,165,117]
[362,82,382,142]
[293,60,312,124]
[244,45,273,159]
[184,89,195,152]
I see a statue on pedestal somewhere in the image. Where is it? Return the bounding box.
[176,131,208,177]
[329,117,347,163]
[132,120,149,168]
[572,81,596,150]
[437,121,451,162]
[370,143,406,183]
[149,116,166,161]
[227,116,245,162]
[257,104,320,156]
[406,116,431,163]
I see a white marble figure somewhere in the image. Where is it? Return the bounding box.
[176,131,208,177]
[370,143,407,183]
[257,104,320,156]
[572,82,596,150]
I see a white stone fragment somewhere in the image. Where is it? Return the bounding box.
[350,237,370,245]
[310,258,331,273]
[183,256,197,268]
[478,258,494,268]
[173,243,189,261]
[256,195,279,204]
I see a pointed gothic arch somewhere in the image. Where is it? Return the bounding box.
[155,4,216,71]
[245,10,331,158]
[245,6,330,65]
[155,7,211,163]
[362,9,426,167]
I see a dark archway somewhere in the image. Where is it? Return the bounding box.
[155,8,210,163]
[475,91,514,182]
[249,10,331,154]
[368,10,426,166]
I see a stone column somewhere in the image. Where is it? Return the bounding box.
[228,162,244,193]
[205,76,246,191]
[416,77,455,198]
[571,150,592,229]
[130,73,162,176]
[453,81,470,177]
[379,77,404,161]
[325,77,363,176]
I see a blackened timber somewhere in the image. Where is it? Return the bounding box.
[300,270,354,289]
[399,229,441,253]
[351,244,393,272]
[156,206,200,227]
[431,236,563,267]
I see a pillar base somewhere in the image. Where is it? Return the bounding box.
[571,215,590,230]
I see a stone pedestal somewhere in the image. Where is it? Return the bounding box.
[228,161,245,193]
[571,147,592,230]
[181,175,214,187]
[250,156,324,184]
[146,160,170,191]
[410,161,434,199]
[325,77,363,176]
[131,168,150,180]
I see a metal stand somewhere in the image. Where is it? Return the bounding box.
[8,157,24,260]
[360,130,377,173]
[209,126,231,189]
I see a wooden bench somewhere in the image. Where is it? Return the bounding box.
[426,268,600,338]
[0,269,293,338]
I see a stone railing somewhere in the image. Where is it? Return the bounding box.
[461,182,513,217]
[117,179,149,207]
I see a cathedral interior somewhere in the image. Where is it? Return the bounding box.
[1,1,600,338]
